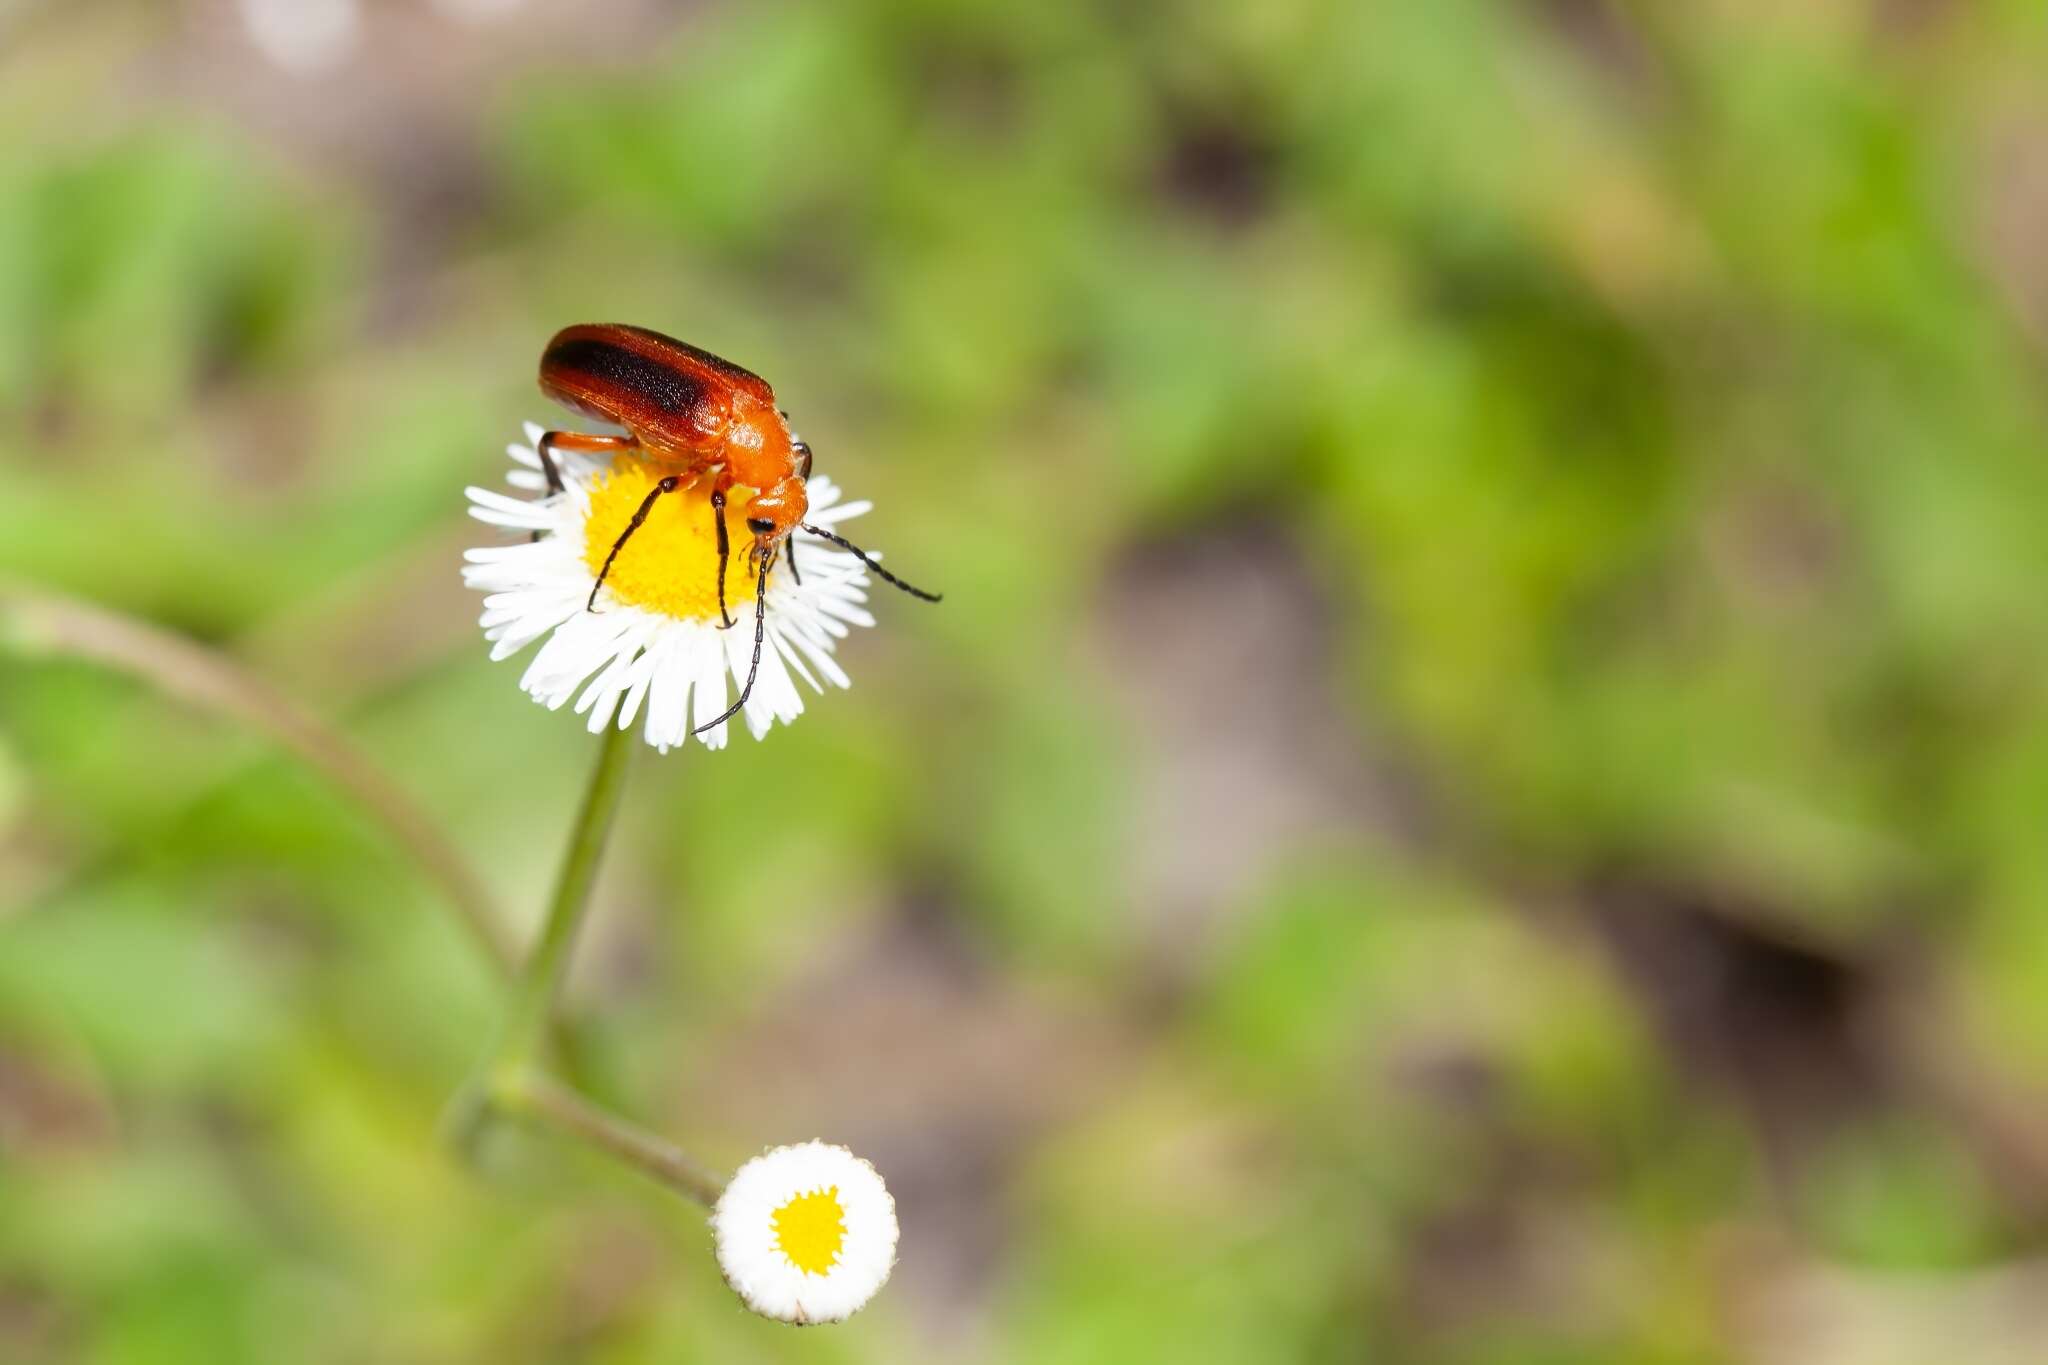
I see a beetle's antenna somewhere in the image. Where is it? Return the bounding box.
[800,524,943,602]
[694,560,768,735]
[588,475,680,611]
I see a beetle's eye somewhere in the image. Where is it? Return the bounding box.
[746,517,775,535]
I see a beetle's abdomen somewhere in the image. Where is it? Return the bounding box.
[540,325,741,452]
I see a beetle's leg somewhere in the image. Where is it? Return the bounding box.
[694,555,769,736]
[784,534,801,586]
[536,430,635,495]
[711,489,736,630]
[588,474,680,612]
[534,430,637,542]
[535,435,566,497]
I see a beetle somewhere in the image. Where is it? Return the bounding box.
[533,323,940,735]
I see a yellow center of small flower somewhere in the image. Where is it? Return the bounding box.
[771,1186,846,1277]
[580,461,761,621]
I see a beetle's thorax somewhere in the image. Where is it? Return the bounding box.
[725,394,808,545]
[719,393,795,490]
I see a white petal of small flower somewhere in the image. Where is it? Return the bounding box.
[462,427,877,752]
[713,1141,898,1325]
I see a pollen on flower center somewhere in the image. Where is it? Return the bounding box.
[580,459,759,621]
[771,1186,846,1277]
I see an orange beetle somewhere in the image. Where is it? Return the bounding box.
[533,323,939,734]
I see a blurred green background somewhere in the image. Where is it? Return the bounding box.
[5,0,2048,1360]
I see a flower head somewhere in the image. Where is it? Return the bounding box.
[463,425,877,752]
[713,1140,898,1325]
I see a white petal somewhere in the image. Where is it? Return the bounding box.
[643,630,692,753]
[692,633,731,749]
[807,498,871,526]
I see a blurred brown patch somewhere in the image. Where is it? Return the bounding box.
[1976,109,2048,360]
[904,30,1024,141]
[1394,1185,1626,1348]
[1523,0,1668,107]
[1703,472,1847,617]
[1871,0,1964,42]
[0,1278,74,1365]
[0,1039,114,1153]
[1155,99,1277,229]
[1379,1037,1633,1349]
[1583,872,2048,1238]
[1587,873,1887,1179]
[0,813,76,917]
[1093,523,1429,975]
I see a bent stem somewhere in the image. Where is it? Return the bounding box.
[445,724,724,1203]
[0,582,519,970]
[6,584,718,1197]
[447,720,634,1154]
[497,1068,724,1206]
[0,583,602,1085]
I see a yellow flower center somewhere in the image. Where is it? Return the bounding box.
[580,460,762,621]
[771,1186,846,1277]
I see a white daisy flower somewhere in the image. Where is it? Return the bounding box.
[462,424,879,753]
[713,1140,899,1325]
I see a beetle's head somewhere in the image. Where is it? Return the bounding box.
[744,476,807,552]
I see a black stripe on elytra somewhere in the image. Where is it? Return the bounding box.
[545,336,708,418]
[616,326,769,391]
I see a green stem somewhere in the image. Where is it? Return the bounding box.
[496,1068,724,1207]
[500,721,636,1062]
[447,721,635,1152]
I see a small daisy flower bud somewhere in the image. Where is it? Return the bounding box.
[712,1140,899,1325]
